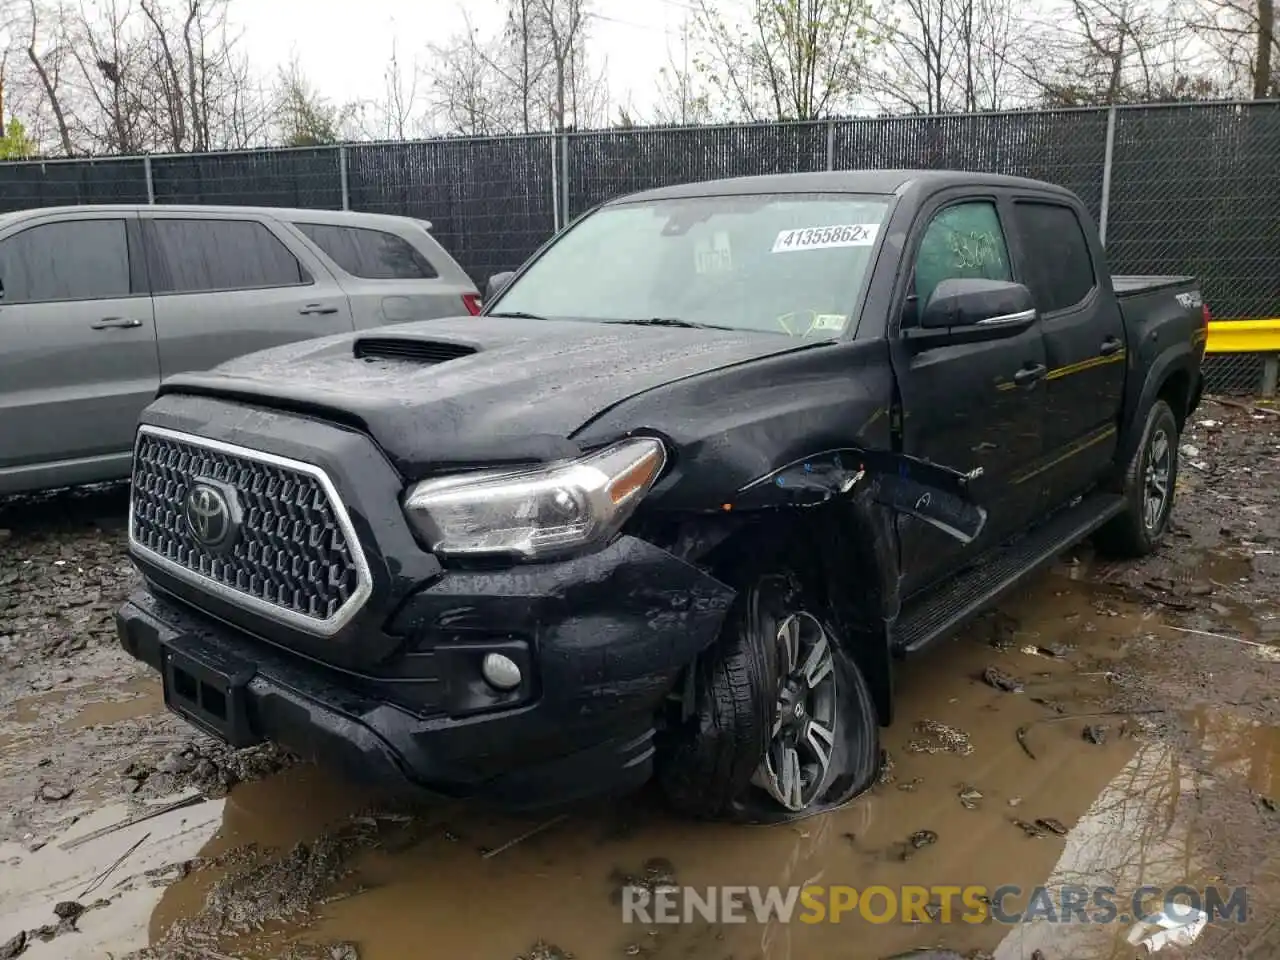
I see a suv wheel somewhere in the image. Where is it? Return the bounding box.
[1096,398,1180,558]
[657,570,879,821]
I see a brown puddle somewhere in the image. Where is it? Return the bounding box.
[131,567,1278,960]
[58,679,164,731]
[5,562,1275,960]
[1,676,159,730]
[0,678,163,762]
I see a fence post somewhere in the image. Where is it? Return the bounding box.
[1098,105,1117,246]
[826,120,835,171]
[338,145,350,211]
[550,135,560,232]
[143,155,155,204]
[560,133,570,229]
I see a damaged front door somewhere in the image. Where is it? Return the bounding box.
[889,194,1048,597]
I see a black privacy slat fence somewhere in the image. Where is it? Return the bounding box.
[2,101,1278,393]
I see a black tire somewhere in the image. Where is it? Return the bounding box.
[1095,399,1180,558]
[657,569,879,821]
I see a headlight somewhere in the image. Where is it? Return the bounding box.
[402,438,667,560]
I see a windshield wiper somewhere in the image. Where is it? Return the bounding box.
[610,316,734,331]
[487,310,553,321]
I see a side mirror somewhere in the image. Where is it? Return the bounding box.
[919,278,1035,329]
[485,271,515,302]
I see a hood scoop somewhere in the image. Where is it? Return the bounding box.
[353,337,478,365]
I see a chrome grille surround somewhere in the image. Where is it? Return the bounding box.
[128,425,373,637]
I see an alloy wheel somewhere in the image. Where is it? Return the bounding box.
[752,611,839,811]
[1143,425,1172,532]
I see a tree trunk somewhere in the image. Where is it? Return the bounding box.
[1256,0,1275,98]
[26,46,74,156]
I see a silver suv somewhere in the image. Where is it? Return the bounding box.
[0,204,481,496]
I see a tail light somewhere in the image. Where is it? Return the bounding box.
[1201,303,1212,327]
[461,294,482,316]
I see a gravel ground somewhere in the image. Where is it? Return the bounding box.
[0,398,1277,960]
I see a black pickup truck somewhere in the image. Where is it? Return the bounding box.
[116,171,1208,823]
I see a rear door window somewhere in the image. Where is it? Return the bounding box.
[0,219,132,303]
[1011,201,1096,313]
[294,223,438,279]
[149,219,308,294]
[913,201,1013,307]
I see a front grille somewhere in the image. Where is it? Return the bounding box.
[129,427,370,635]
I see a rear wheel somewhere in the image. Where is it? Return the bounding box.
[657,569,879,821]
[1095,399,1179,558]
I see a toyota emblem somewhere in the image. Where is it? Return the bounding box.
[184,479,240,550]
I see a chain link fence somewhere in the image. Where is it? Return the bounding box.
[2,102,1277,393]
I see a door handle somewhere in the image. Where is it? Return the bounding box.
[90,316,142,330]
[299,304,339,316]
[1099,336,1123,356]
[1013,363,1048,386]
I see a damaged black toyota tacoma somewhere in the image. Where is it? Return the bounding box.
[116,171,1208,822]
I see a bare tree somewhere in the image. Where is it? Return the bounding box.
[503,0,548,133]
[426,0,604,134]
[213,41,270,148]
[869,0,1026,113]
[534,0,588,131]
[653,14,713,124]
[3,0,268,155]
[871,0,960,113]
[1017,0,1193,106]
[135,0,266,151]
[1185,0,1277,97]
[66,0,150,153]
[970,0,1020,108]
[21,0,74,154]
[564,24,609,129]
[138,0,191,149]
[358,34,424,140]
[427,19,520,136]
[692,0,879,121]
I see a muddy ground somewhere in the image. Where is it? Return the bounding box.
[1,399,1277,960]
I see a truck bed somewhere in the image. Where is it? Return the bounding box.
[1112,275,1196,298]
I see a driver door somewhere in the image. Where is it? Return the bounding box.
[888,194,1049,598]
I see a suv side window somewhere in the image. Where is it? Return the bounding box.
[0,219,132,303]
[149,219,307,294]
[294,223,438,280]
[1011,201,1095,313]
[913,201,1013,307]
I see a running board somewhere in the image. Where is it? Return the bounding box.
[891,492,1127,657]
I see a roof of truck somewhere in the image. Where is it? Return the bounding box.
[613,169,1075,204]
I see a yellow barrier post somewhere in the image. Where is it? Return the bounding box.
[1206,319,1280,398]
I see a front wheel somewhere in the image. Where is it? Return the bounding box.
[657,570,880,822]
[1095,399,1180,558]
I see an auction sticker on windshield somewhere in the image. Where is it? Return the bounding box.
[772,224,880,253]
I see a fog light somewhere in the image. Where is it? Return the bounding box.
[481,652,522,691]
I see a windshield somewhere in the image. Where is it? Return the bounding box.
[489,193,892,338]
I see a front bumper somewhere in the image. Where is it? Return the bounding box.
[117,534,734,809]
[120,392,735,808]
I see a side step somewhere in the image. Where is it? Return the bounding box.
[891,492,1127,657]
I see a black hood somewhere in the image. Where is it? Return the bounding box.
[156,316,827,477]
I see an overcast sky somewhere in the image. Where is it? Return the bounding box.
[233,0,692,123]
